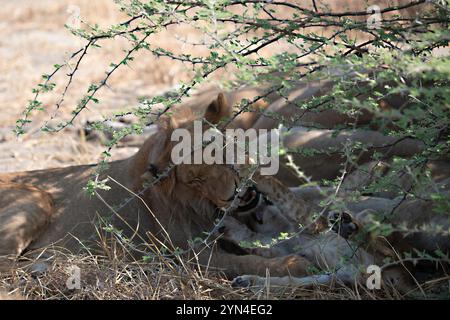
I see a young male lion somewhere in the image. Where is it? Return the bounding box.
[0,93,312,279]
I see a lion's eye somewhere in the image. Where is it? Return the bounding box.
[190,177,204,184]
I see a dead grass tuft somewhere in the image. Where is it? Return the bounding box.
[1,240,448,300]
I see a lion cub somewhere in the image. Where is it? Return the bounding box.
[216,189,411,291]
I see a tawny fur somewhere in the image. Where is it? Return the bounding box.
[218,183,449,291]
[0,94,311,279]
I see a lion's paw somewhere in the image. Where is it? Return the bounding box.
[231,275,261,288]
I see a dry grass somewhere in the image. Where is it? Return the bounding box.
[1,246,448,300]
[1,210,448,300]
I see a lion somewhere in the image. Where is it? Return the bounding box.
[215,183,450,292]
[0,93,313,279]
[219,208,411,292]
[193,68,429,185]
[83,68,432,186]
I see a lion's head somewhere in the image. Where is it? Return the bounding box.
[134,92,246,211]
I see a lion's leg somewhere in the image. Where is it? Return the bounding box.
[199,250,313,279]
[233,267,412,292]
[0,183,53,269]
[232,274,335,290]
[231,261,367,290]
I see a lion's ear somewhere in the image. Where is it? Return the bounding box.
[157,115,176,131]
[204,92,230,124]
